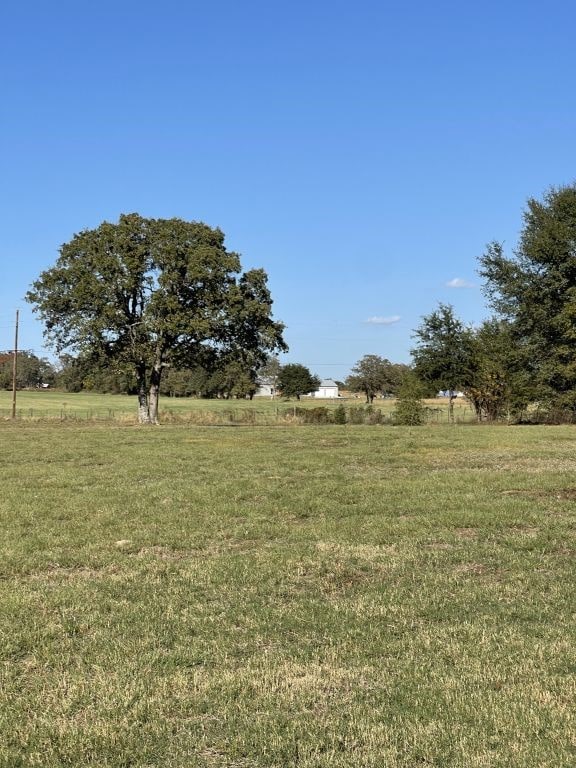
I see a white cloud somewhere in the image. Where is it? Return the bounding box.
[364,315,401,325]
[446,277,475,288]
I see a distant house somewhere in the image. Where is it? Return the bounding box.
[254,378,277,398]
[312,379,340,398]
[437,390,465,398]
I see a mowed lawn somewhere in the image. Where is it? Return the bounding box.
[1,422,575,767]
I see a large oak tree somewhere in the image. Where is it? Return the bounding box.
[27,214,287,423]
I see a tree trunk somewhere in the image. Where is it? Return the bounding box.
[136,365,151,424]
[148,363,162,425]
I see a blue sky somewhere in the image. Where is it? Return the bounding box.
[2,0,576,381]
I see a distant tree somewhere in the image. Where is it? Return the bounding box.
[393,371,426,425]
[54,354,87,393]
[278,364,320,400]
[388,363,411,393]
[346,355,405,403]
[479,184,576,411]
[207,359,257,399]
[160,367,203,398]
[230,369,258,399]
[257,354,282,395]
[185,366,213,398]
[27,214,286,423]
[0,350,55,390]
[55,352,135,394]
[411,304,474,422]
[160,355,260,400]
[464,319,533,422]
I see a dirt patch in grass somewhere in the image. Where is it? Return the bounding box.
[547,488,576,500]
[506,526,540,536]
[316,542,398,559]
[453,562,507,580]
[132,546,189,560]
[28,565,120,582]
[454,562,489,576]
[454,527,479,539]
[501,487,576,500]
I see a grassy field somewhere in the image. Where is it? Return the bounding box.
[0,389,473,424]
[1,421,575,766]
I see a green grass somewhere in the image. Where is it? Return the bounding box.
[1,422,575,766]
[0,389,473,424]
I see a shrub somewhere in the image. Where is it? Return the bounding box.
[302,407,331,424]
[365,405,384,425]
[347,406,367,424]
[394,373,426,425]
[333,404,347,424]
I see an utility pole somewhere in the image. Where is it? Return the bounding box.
[11,309,19,419]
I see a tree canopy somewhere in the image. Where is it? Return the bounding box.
[462,319,533,422]
[412,303,474,421]
[479,184,576,411]
[278,364,320,400]
[346,355,407,403]
[27,214,287,422]
[0,350,55,390]
[257,355,282,391]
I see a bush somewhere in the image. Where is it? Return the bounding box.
[365,405,384,425]
[344,405,386,425]
[333,404,347,424]
[347,406,367,424]
[394,374,426,425]
[302,407,331,424]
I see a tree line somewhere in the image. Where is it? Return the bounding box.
[0,350,55,390]
[411,184,576,423]
[2,348,414,405]
[24,184,576,423]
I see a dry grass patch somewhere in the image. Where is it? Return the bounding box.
[454,527,479,539]
[28,565,121,582]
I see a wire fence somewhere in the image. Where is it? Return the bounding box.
[0,403,476,425]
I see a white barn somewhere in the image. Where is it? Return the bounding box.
[313,379,339,398]
[254,378,277,398]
